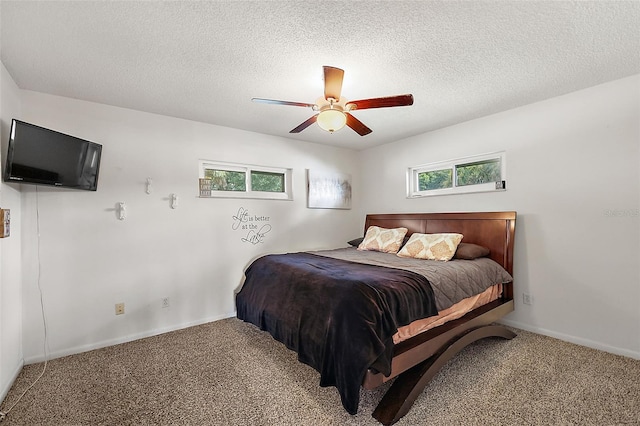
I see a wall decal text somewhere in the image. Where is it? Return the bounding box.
[232,207,272,244]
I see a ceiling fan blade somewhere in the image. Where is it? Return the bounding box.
[345,113,372,136]
[323,66,344,101]
[347,94,414,110]
[252,98,315,108]
[290,114,319,133]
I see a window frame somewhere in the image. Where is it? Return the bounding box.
[198,160,293,200]
[407,151,506,198]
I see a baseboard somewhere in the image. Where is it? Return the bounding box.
[0,359,24,407]
[23,312,237,365]
[499,319,640,360]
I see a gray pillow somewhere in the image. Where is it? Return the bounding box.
[453,243,491,260]
[347,237,364,247]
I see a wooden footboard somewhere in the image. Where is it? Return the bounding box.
[363,298,514,389]
[365,299,515,425]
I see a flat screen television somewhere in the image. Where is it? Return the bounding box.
[3,119,102,191]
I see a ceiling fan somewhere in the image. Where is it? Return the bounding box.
[252,66,414,136]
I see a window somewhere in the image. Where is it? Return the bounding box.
[199,160,293,200]
[407,152,506,197]
[456,158,502,187]
[251,171,285,193]
[418,168,452,191]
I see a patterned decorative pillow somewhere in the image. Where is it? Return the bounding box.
[357,226,408,253]
[397,233,464,261]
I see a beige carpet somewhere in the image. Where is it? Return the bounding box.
[1,318,639,425]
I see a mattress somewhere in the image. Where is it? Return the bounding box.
[393,283,502,343]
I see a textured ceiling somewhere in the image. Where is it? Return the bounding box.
[1,1,639,150]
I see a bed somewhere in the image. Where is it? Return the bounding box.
[236,211,516,425]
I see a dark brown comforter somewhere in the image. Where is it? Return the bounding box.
[236,252,438,415]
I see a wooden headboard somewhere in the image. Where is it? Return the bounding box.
[364,212,516,298]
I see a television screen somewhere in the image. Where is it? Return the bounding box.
[3,119,102,191]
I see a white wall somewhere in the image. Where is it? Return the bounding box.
[17,91,361,362]
[0,63,23,402]
[358,75,640,359]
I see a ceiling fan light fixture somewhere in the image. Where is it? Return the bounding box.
[317,109,347,133]
[254,66,413,136]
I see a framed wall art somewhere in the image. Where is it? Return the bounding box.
[307,170,352,209]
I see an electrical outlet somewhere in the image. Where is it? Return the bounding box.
[115,302,125,315]
[523,293,533,306]
[161,297,170,308]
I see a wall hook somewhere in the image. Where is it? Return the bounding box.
[117,202,126,220]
